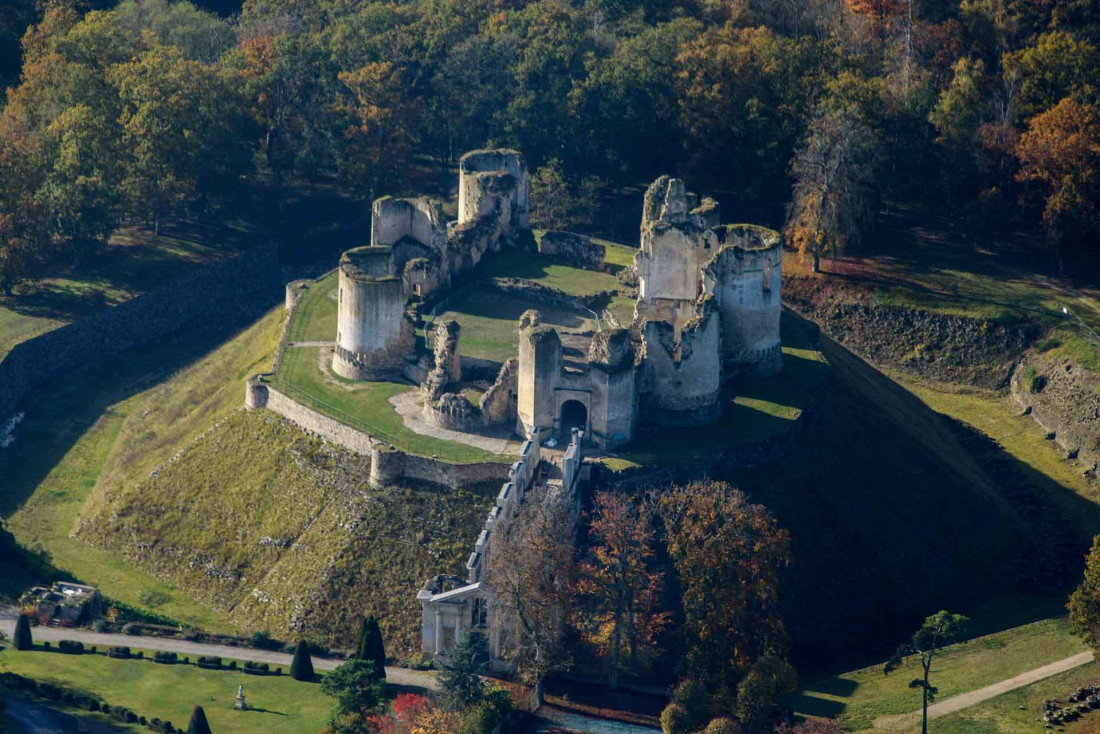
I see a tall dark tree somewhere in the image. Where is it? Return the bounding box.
[186,705,212,734]
[289,639,314,681]
[1069,536,1100,657]
[13,614,33,651]
[355,616,386,679]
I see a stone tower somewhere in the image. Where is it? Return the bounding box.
[332,246,414,380]
[458,150,530,229]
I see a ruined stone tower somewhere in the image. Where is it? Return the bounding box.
[333,246,415,380]
[458,149,530,229]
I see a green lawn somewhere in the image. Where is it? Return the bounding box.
[426,289,596,363]
[790,617,1088,731]
[605,311,829,469]
[474,248,621,296]
[0,309,285,628]
[0,224,250,360]
[0,645,331,734]
[273,343,507,462]
[286,270,338,343]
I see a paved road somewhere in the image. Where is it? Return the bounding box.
[531,707,660,734]
[873,651,1094,730]
[0,613,437,692]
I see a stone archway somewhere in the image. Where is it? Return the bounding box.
[558,399,588,442]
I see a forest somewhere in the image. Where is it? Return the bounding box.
[0,0,1098,287]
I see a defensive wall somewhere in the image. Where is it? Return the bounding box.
[245,375,511,490]
[0,241,283,417]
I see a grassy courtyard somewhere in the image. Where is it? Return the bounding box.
[0,645,331,734]
[0,224,251,361]
[790,617,1089,731]
[273,344,506,462]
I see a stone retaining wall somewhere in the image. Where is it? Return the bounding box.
[1,241,282,416]
[246,376,511,489]
[1011,353,1100,472]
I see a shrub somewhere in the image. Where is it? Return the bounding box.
[661,703,692,734]
[122,623,142,636]
[706,718,744,734]
[227,660,237,670]
[109,646,131,659]
[250,631,280,650]
[135,651,144,659]
[197,656,223,670]
[671,679,710,732]
[290,640,314,681]
[58,640,85,654]
[13,615,33,650]
[93,619,110,633]
[243,660,270,675]
[153,651,178,664]
[42,641,51,649]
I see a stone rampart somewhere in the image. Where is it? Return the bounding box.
[540,231,605,271]
[245,377,510,489]
[0,241,282,417]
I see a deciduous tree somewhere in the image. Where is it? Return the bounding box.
[486,482,577,703]
[1068,536,1100,656]
[785,105,879,273]
[577,490,670,688]
[659,481,792,695]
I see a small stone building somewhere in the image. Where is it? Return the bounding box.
[20,582,102,627]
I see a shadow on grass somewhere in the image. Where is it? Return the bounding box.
[0,309,281,589]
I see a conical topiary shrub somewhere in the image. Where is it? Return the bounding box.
[354,616,386,679]
[13,615,33,651]
[187,705,212,734]
[289,639,314,681]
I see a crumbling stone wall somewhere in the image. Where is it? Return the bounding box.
[540,231,605,271]
[458,149,530,228]
[515,310,636,448]
[423,320,462,402]
[480,358,519,427]
[634,175,720,329]
[639,298,723,426]
[1012,352,1100,471]
[702,225,783,376]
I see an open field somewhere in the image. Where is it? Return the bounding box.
[0,645,331,734]
[0,223,251,360]
[790,617,1088,730]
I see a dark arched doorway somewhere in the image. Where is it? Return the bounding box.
[559,400,588,442]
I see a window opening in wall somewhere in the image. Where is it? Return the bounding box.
[471,597,488,628]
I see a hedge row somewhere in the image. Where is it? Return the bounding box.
[0,671,178,733]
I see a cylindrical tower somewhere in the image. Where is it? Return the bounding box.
[333,246,413,381]
[702,225,783,377]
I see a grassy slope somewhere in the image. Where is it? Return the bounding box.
[79,409,494,655]
[0,309,284,627]
[0,224,249,360]
[791,617,1087,730]
[286,270,338,343]
[0,646,330,734]
[718,333,1097,669]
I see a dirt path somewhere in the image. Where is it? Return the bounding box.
[873,651,1093,730]
[0,611,438,693]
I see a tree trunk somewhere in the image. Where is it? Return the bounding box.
[812,249,821,274]
[534,677,544,706]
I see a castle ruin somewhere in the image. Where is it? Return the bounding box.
[325,150,783,453]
